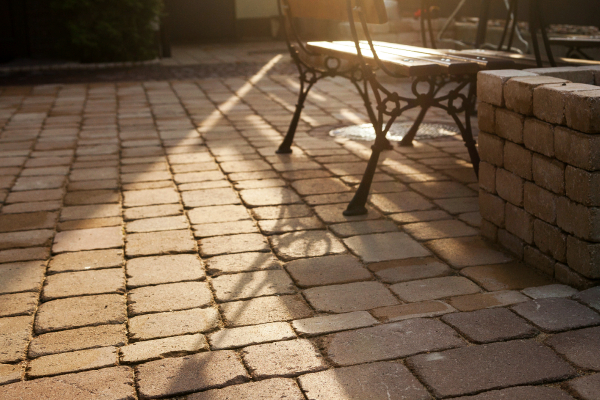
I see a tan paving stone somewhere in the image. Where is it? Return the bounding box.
[200,233,270,257]
[329,220,399,238]
[5,189,62,204]
[368,257,452,283]
[251,204,312,220]
[234,178,287,190]
[0,366,136,400]
[0,315,33,363]
[57,217,122,231]
[0,229,54,250]
[122,180,174,191]
[48,249,123,273]
[125,215,188,233]
[292,311,378,336]
[128,282,212,316]
[371,300,456,322]
[204,252,281,275]
[448,290,530,312]
[123,204,182,221]
[188,205,251,224]
[193,220,259,238]
[0,247,49,264]
[42,268,124,300]
[181,188,240,208]
[285,255,370,288]
[12,175,65,191]
[69,167,118,181]
[136,350,249,399]
[121,171,171,184]
[29,324,127,358]
[187,378,305,400]
[451,386,575,400]
[411,181,477,199]
[220,295,313,327]
[35,294,126,334]
[391,276,481,302]
[427,236,513,268]
[389,209,452,224]
[325,318,465,366]
[63,190,119,205]
[52,226,123,253]
[403,219,478,240]
[0,363,23,385]
[229,170,280,181]
[313,203,383,223]
[126,254,204,287]
[304,192,355,205]
[241,338,327,378]
[461,262,554,291]
[60,204,121,221]
[239,187,302,207]
[258,216,324,234]
[126,229,196,257]
[0,212,57,232]
[304,281,398,313]
[369,192,435,214]
[68,179,119,191]
[28,346,118,378]
[270,231,346,261]
[0,261,45,294]
[1,200,62,214]
[344,232,431,263]
[122,188,179,208]
[298,361,430,400]
[220,160,272,173]
[0,292,38,317]
[173,171,225,184]
[129,307,220,341]
[435,197,480,214]
[212,270,296,302]
[291,178,351,196]
[209,322,296,350]
[120,333,208,364]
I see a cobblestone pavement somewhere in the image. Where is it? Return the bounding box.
[1,43,599,399]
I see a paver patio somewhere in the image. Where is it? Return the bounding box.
[0,42,599,399]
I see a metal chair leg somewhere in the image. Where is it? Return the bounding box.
[277,88,310,154]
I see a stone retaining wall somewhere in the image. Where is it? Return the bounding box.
[477,66,600,289]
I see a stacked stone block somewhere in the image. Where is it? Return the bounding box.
[477,66,600,289]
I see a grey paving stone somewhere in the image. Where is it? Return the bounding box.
[453,386,575,400]
[521,284,579,299]
[371,300,456,322]
[427,236,513,268]
[200,233,270,257]
[241,339,327,378]
[209,322,296,350]
[434,196,480,214]
[292,311,378,336]
[125,230,197,257]
[369,257,452,283]
[126,254,205,288]
[136,351,249,399]
[304,281,398,313]
[449,290,530,312]
[329,220,399,238]
[271,231,347,261]
[120,334,209,364]
[0,366,136,400]
[0,261,45,295]
[403,219,478,240]
[326,318,465,366]
[567,374,600,400]
[187,378,304,400]
[127,282,212,316]
[204,252,281,275]
[285,255,371,288]
[48,249,123,273]
[390,276,481,302]
[574,287,600,312]
[129,307,220,341]
[298,361,430,400]
[0,315,33,363]
[0,292,38,317]
[512,298,600,332]
[442,308,538,343]
[344,232,431,263]
[313,203,383,224]
[546,326,600,371]
[411,181,476,199]
[187,205,251,224]
[52,226,123,253]
[28,346,118,378]
[258,216,324,234]
[407,340,576,398]
[212,270,296,302]
[220,295,313,327]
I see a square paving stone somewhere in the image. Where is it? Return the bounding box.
[461,262,554,291]
[60,204,121,221]
[546,326,600,371]
[53,226,123,253]
[452,386,575,400]
[403,219,478,240]
[204,252,281,275]
[186,378,305,400]
[34,294,126,334]
[258,217,324,234]
[369,192,435,214]
[212,270,296,302]
[344,232,431,263]
[187,205,251,224]
[371,300,456,322]
[567,374,600,400]
[122,188,179,207]
[0,316,33,363]
[512,298,600,332]
[126,230,196,257]
[285,255,371,288]
[129,307,220,341]
[427,237,513,269]
[136,350,249,399]
[0,366,136,400]
[313,203,383,223]
[126,254,205,288]
[200,233,270,257]
[193,220,259,238]
[0,212,57,233]
[449,290,530,312]
[128,282,212,316]
[574,287,600,312]
[241,338,327,378]
[390,276,481,302]
[442,308,538,343]
[220,295,313,327]
[270,231,346,261]
[292,311,378,336]
[521,284,579,299]
[329,220,399,238]
[209,322,296,350]
[181,188,240,208]
[126,215,189,233]
[304,281,398,313]
[298,361,430,400]
[0,292,38,317]
[251,204,312,220]
[0,229,54,250]
[120,334,209,364]
[369,257,452,283]
[410,181,476,199]
[28,324,127,358]
[0,261,45,295]
[28,346,118,378]
[239,188,302,207]
[407,340,576,398]
[42,268,125,300]
[48,249,123,273]
[325,318,465,366]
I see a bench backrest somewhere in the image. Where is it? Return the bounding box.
[286,0,387,24]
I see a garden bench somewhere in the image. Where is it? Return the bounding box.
[275,0,595,216]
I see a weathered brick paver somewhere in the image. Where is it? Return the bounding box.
[129,308,219,341]
[187,378,305,400]
[512,298,600,332]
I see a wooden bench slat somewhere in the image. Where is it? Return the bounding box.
[450,49,600,68]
